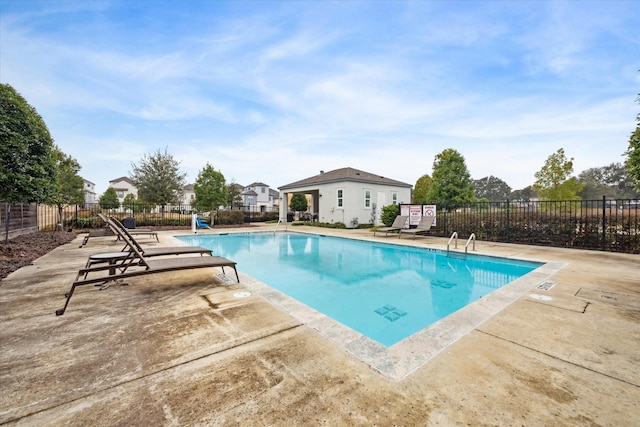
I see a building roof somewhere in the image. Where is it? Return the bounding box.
[246,181,269,188]
[183,184,194,191]
[242,190,258,196]
[279,167,412,190]
[109,176,135,185]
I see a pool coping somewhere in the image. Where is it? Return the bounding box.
[175,231,565,380]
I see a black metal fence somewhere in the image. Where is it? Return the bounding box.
[402,197,640,254]
[4,199,639,253]
[35,203,280,229]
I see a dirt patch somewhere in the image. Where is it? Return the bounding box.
[0,231,77,281]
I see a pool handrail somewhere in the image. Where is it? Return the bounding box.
[447,232,458,254]
[465,233,476,253]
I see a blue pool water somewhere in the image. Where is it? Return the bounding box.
[177,232,541,346]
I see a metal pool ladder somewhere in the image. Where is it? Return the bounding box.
[274,218,287,234]
[447,232,458,254]
[447,232,476,255]
[465,233,476,253]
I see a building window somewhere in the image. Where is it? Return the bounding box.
[116,191,124,198]
[337,189,343,208]
[364,189,371,208]
[392,192,398,205]
[261,187,265,193]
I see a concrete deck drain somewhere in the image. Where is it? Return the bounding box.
[536,280,556,291]
[233,291,252,298]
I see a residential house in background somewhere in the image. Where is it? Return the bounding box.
[108,177,137,204]
[82,179,96,206]
[181,184,195,206]
[278,167,412,227]
[241,182,279,212]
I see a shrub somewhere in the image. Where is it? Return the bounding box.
[380,204,400,226]
[216,210,245,225]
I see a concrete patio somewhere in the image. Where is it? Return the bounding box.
[0,225,638,426]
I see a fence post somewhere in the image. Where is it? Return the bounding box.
[443,202,448,236]
[506,199,510,242]
[601,195,606,251]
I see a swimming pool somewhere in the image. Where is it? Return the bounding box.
[177,232,542,347]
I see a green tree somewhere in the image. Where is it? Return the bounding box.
[129,148,187,209]
[99,187,120,210]
[578,163,639,200]
[428,148,475,205]
[0,83,56,204]
[474,176,512,202]
[227,181,243,208]
[193,163,226,211]
[50,146,85,227]
[122,193,137,213]
[625,93,640,191]
[510,186,536,201]
[289,193,308,217]
[413,174,433,203]
[380,204,400,226]
[533,148,584,200]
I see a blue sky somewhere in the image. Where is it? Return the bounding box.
[1,0,638,197]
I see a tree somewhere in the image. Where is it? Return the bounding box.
[289,193,308,218]
[624,93,640,192]
[99,187,120,210]
[0,83,56,204]
[193,163,226,212]
[380,204,400,226]
[578,163,639,200]
[50,146,85,227]
[129,148,186,208]
[474,176,512,202]
[428,148,475,205]
[413,174,433,203]
[534,148,584,200]
[227,181,243,208]
[510,186,536,201]
[122,193,137,213]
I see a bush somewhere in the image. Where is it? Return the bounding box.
[216,210,244,225]
[380,204,400,226]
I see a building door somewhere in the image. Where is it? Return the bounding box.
[376,192,386,225]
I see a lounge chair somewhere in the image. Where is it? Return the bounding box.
[374,215,409,237]
[196,216,212,229]
[104,214,159,243]
[398,215,435,239]
[55,231,239,316]
[78,228,115,248]
[84,217,213,269]
[79,214,157,247]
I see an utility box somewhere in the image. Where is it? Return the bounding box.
[122,217,136,229]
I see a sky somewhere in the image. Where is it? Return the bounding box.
[1,0,639,197]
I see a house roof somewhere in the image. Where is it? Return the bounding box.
[242,190,258,196]
[183,184,194,191]
[279,167,412,190]
[109,176,135,185]
[246,181,269,188]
